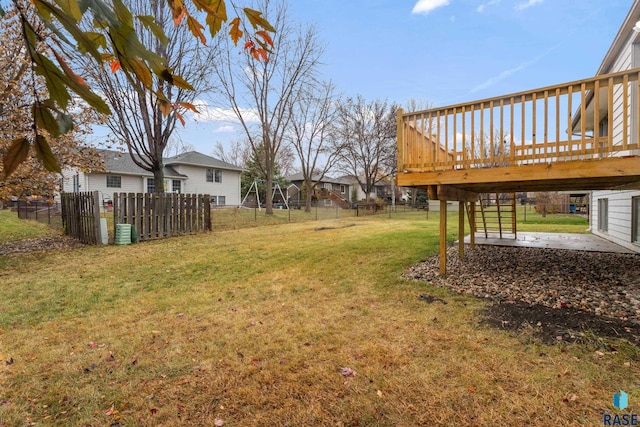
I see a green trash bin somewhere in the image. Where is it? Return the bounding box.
[115,224,132,245]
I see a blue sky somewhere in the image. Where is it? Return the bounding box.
[155,0,634,156]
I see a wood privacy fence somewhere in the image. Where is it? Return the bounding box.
[60,191,102,245]
[113,193,211,242]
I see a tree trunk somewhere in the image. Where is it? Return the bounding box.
[304,178,313,212]
[153,166,165,194]
[265,174,274,215]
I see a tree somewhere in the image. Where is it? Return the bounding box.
[213,139,249,167]
[1,0,274,178]
[211,0,323,214]
[83,0,219,193]
[287,80,338,212]
[332,96,398,201]
[240,141,288,206]
[0,3,103,201]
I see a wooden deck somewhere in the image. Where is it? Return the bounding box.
[396,68,640,198]
[397,68,640,274]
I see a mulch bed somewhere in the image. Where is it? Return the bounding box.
[406,245,640,347]
[0,236,86,257]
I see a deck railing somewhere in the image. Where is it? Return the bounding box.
[397,68,640,172]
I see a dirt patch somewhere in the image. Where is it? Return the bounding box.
[0,236,86,257]
[482,300,640,347]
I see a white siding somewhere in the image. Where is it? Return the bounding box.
[87,174,145,202]
[173,165,241,206]
[591,190,640,252]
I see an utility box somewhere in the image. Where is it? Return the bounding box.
[115,224,132,245]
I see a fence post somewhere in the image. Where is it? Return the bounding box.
[93,191,102,245]
[204,195,212,231]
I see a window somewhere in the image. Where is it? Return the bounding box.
[598,198,608,232]
[172,180,181,193]
[218,196,225,206]
[633,197,640,243]
[106,175,122,188]
[147,178,155,193]
[340,185,346,194]
[206,169,222,183]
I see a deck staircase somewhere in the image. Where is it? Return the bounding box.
[318,188,351,209]
[475,193,517,239]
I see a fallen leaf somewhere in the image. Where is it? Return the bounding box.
[150,408,158,415]
[104,405,115,416]
[376,390,383,397]
[468,386,476,393]
[340,367,355,377]
[214,419,225,426]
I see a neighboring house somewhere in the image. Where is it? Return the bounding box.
[578,1,640,252]
[285,173,352,207]
[62,150,242,206]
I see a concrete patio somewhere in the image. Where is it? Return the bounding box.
[463,232,637,254]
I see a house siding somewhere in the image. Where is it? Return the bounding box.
[590,13,640,253]
[172,164,241,206]
[591,190,640,252]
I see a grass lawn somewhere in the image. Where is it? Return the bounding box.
[0,210,635,426]
[0,210,58,244]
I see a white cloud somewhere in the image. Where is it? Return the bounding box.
[515,0,543,11]
[411,0,450,15]
[214,125,235,133]
[190,100,260,124]
[477,0,500,13]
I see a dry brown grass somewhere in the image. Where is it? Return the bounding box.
[0,213,637,426]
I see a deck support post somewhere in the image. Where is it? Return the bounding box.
[439,200,447,276]
[458,201,465,259]
[469,202,476,248]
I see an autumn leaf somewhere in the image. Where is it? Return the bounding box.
[187,15,206,44]
[52,50,87,87]
[175,111,185,126]
[340,367,355,377]
[244,40,254,50]
[256,30,273,48]
[137,14,169,46]
[173,7,186,25]
[177,102,199,113]
[110,60,121,74]
[243,8,275,32]
[170,74,195,91]
[34,134,62,173]
[158,100,172,116]
[228,17,242,45]
[3,138,30,178]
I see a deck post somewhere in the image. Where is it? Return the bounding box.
[440,200,447,275]
[469,202,476,248]
[458,201,465,259]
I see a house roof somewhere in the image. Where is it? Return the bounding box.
[99,150,186,179]
[286,172,351,185]
[166,151,242,171]
[597,0,640,75]
[99,149,242,178]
